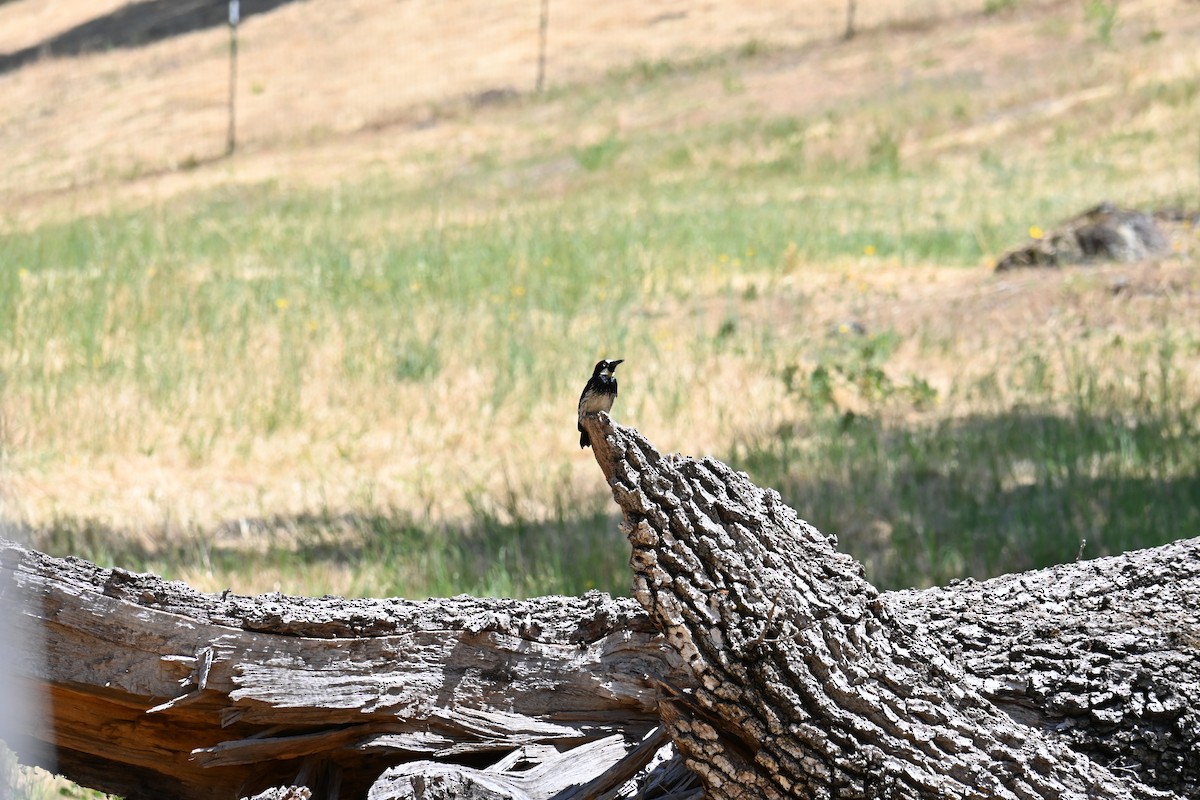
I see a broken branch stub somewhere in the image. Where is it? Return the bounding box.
[581,412,1171,799]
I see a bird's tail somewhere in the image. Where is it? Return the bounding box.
[579,425,590,448]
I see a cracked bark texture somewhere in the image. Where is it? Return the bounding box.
[582,412,1180,800]
[892,548,1200,795]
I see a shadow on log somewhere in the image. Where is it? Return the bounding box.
[0,415,1196,798]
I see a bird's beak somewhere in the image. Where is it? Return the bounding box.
[611,359,624,367]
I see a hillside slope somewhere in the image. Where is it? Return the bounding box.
[2,0,1192,224]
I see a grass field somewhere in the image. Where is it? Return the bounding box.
[2,1,1199,599]
[3,0,1200,797]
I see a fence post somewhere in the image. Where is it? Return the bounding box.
[227,0,240,156]
[536,0,549,93]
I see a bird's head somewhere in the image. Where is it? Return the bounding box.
[593,358,623,378]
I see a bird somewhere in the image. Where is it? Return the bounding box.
[577,358,623,448]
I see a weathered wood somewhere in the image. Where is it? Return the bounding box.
[580,412,1193,799]
[0,541,683,799]
[368,730,669,800]
[248,788,314,800]
[3,413,1198,799]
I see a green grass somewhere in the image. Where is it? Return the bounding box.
[1,118,1171,454]
[2,12,1199,604]
[3,752,110,800]
[27,504,631,599]
[731,332,1200,588]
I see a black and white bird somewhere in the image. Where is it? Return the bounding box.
[577,358,623,448]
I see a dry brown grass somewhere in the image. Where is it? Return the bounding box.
[0,0,1117,225]
[1,0,1198,568]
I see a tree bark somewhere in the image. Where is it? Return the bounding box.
[892,551,1200,795]
[581,412,1194,799]
[0,415,1196,799]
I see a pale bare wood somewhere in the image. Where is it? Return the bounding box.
[367,730,668,800]
[248,788,313,800]
[0,541,682,799]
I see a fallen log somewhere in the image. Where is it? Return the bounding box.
[0,415,1196,798]
[581,413,1197,799]
[0,542,681,799]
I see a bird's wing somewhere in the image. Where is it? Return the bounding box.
[577,378,596,412]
